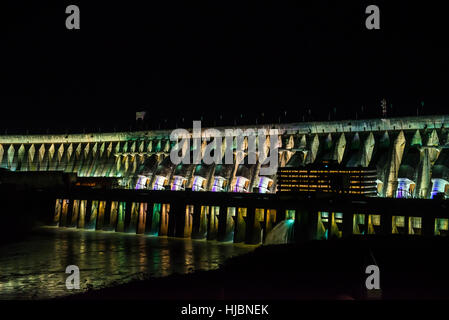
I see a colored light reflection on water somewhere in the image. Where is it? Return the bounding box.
[0,227,255,300]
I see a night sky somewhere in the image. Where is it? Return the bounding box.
[3,1,449,133]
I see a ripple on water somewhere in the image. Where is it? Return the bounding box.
[0,227,256,300]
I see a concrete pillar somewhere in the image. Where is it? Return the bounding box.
[233,207,246,243]
[342,211,353,238]
[95,200,106,230]
[150,203,162,235]
[380,212,392,236]
[66,199,74,227]
[109,201,118,231]
[207,206,219,240]
[78,200,87,229]
[184,205,193,238]
[191,205,207,239]
[385,131,406,197]
[294,207,316,242]
[422,215,434,237]
[102,201,112,231]
[263,209,276,242]
[84,200,93,229]
[333,133,346,164]
[168,202,182,237]
[137,202,147,234]
[217,206,235,242]
[172,202,189,238]
[128,202,140,233]
[69,199,80,228]
[316,211,330,240]
[59,199,70,227]
[144,202,154,234]
[123,201,132,232]
[245,207,263,245]
[276,206,286,222]
[116,201,126,232]
[53,199,62,226]
[159,203,170,236]
[361,132,375,167]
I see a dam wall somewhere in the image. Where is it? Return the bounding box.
[1,115,449,198]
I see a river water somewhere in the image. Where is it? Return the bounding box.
[0,227,256,300]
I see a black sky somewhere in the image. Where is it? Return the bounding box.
[3,1,449,133]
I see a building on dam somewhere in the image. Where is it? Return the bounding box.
[1,114,449,199]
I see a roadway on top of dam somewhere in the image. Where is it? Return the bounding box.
[1,115,448,143]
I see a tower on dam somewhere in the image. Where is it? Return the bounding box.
[1,114,449,200]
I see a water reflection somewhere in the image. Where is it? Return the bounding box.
[0,227,255,300]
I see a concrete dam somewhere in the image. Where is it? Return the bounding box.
[1,115,449,199]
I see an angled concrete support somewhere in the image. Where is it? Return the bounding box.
[385,131,406,197]
[415,130,441,198]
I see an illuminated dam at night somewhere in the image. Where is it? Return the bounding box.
[2,115,449,199]
[2,115,449,244]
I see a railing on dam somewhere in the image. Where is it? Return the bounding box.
[51,188,449,244]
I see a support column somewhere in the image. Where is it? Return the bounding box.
[59,199,70,227]
[218,206,234,242]
[137,202,147,234]
[53,199,62,226]
[84,200,93,229]
[150,203,162,235]
[123,201,132,232]
[422,215,434,237]
[66,199,74,227]
[207,206,219,240]
[380,212,392,236]
[116,201,126,232]
[95,200,106,230]
[342,211,353,238]
[159,203,170,236]
[102,200,112,231]
[385,131,406,197]
[77,200,87,229]
[245,207,263,244]
[294,207,316,242]
[233,207,246,243]
[173,202,189,238]
[191,204,206,239]
[144,202,154,235]
[69,199,80,228]
[276,206,286,223]
[263,209,277,242]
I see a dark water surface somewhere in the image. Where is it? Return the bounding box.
[0,227,256,299]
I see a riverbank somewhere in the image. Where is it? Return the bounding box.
[64,235,449,300]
